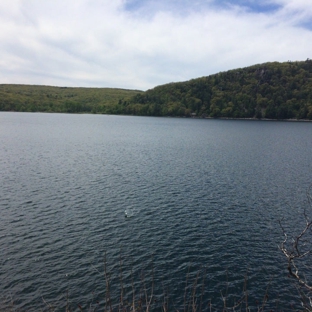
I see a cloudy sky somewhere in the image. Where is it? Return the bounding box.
[1,0,311,90]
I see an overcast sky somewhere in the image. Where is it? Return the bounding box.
[0,0,311,90]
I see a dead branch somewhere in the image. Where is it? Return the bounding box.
[279,186,312,292]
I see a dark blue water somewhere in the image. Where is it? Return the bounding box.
[0,112,312,311]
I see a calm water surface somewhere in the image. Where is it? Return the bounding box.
[0,112,312,311]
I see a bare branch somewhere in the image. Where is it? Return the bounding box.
[279,188,312,294]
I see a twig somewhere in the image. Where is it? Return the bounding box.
[104,252,113,312]
[279,216,312,291]
[119,251,124,311]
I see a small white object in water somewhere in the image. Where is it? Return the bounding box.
[125,208,135,218]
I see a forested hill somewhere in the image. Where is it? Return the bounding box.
[0,85,142,114]
[125,59,312,119]
[1,59,312,119]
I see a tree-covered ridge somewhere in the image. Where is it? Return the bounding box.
[1,60,312,119]
[0,84,142,114]
[126,59,312,119]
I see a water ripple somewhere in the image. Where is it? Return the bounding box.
[0,113,312,310]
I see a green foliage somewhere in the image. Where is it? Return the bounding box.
[2,59,312,119]
[126,59,312,119]
[0,85,142,114]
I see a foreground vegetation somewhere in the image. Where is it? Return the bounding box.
[2,262,273,312]
[1,59,312,119]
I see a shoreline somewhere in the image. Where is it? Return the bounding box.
[1,110,312,122]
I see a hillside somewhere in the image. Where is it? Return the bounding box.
[0,84,142,114]
[1,59,312,119]
[125,59,312,119]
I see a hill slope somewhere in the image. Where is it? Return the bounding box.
[1,59,312,119]
[125,59,312,119]
[0,84,142,114]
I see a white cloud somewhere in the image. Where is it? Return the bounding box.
[0,0,311,90]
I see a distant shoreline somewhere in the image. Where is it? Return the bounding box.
[1,110,312,122]
[204,116,312,122]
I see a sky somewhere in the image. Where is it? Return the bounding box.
[0,0,312,90]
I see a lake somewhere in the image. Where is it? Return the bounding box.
[0,112,312,311]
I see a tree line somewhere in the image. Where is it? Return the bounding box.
[1,59,312,119]
[0,85,141,114]
[125,59,312,119]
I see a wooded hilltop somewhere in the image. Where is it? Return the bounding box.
[1,59,312,119]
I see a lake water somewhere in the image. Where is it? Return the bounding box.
[0,112,312,311]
